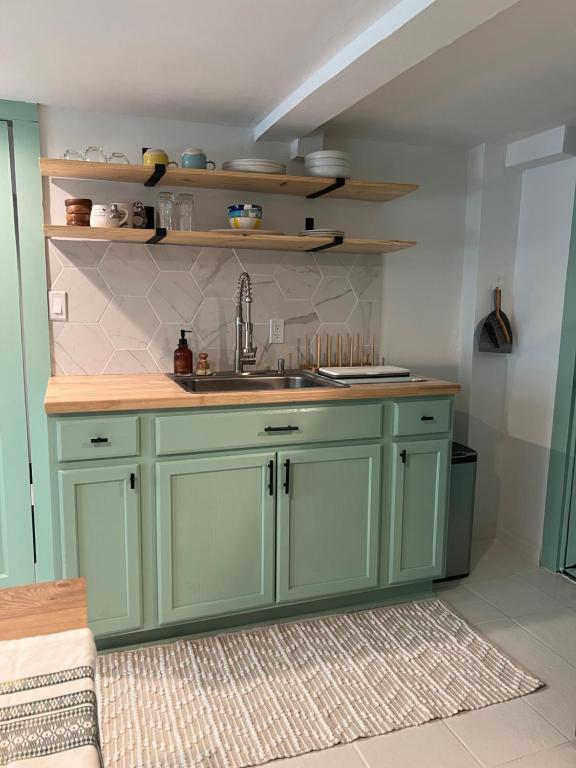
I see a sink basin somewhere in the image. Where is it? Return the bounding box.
[170,370,348,393]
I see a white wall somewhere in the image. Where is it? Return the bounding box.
[498,158,576,553]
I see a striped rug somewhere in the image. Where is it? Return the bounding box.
[96,599,542,768]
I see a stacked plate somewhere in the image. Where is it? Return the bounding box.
[222,158,286,174]
[298,228,345,238]
[304,150,351,179]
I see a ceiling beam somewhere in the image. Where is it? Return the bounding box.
[253,0,522,142]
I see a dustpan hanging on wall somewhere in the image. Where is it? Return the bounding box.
[479,287,513,353]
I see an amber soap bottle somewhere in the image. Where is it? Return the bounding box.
[174,330,193,374]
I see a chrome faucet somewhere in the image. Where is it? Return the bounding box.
[234,272,257,373]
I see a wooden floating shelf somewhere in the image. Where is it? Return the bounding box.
[40,158,418,203]
[43,226,416,255]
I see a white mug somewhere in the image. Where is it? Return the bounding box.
[90,203,129,228]
[113,202,135,227]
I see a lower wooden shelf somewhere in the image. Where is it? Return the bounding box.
[43,226,416,255]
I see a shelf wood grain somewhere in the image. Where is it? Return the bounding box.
[0,578,87,640]
[45,374,460,414]
[40,158,418,203]
[44,225,416,255]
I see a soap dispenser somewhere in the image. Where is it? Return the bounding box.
[174,330,193,375]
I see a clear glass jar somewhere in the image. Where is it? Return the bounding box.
[175,193,196,231]
[156,191,175,230]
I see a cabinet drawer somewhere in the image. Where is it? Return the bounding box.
[393,399,451,437]
[56,416,140,462]
[155,404,382,456]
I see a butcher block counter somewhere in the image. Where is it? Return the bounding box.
[45,373,459,414]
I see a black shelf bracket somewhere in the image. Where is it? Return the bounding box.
[144,163,167,187]
[306,235,344,253]
[306,177,346,199]
[146,227,167,244]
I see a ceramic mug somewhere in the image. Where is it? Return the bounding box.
[181,148,216,169]
[90,203,129,228]
[143,148,178,167]
[113,202,136,227]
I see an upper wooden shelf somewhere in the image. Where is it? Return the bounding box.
[39,158,418,203]
[44,226,416,255]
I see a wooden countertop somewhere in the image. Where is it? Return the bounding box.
[0,578,87,640]
[45,374,460,414]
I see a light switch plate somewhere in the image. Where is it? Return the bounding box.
[269,318,284,344]
[49,291,68,320]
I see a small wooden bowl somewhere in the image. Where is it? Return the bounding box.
[66,214,91,225]
[65,204,92,214]
[65,198,92,207]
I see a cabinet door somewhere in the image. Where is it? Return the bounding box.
[156,453,275,624]
[58,465,142,636]
[388,440,449,584]
[276,444,381,603]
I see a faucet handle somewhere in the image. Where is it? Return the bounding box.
[276,358,285,373]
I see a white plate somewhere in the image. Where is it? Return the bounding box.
[210,229,284,235]
[223,159,286,174]
[305,150,351,162]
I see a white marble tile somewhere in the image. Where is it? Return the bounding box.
[436,586,506,625]
[201,347,234,373]
[276,253,321,299]
[236,248,283,275]
[147,272,203,324]
[148,323,201,372]
[250,276,288,323]
[468,576,566,617]
[274,744,365,767]
[445,699,565,767]
[191,248,242,298]
[99,244,158,296]
[347,300,382,342]
[312,277,356,322]
[356,720,482,768]
[47,242,63,286]
[516,606,576,666]
[501,743,576,767]
[100,296,159,350]
[54,323,114,375]
[313,251,357,277]
[349,254,383,300]
[50,239,109,268]
[523,652,576,739]
[313,324,353,366]
[193,298,237,348]
[103,350,159,374]
[283,303,321,347]
[52,268,111,322]
[149,244,201,271]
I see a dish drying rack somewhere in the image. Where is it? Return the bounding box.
[298,333,377,371]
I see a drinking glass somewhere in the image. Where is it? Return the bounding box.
[84,146,108,162]
[107,152,130,164]
[175,193,196,231]
[63,149,84,161]
[156,192,175,230]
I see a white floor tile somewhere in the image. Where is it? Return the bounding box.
[467,575,566,617]
[435,585,506,625]
[354,720,481,767]
[516,607,576,666]
[465,539,537,585]
[522,569,576,611]
[478,617,568,680]
[524,659,576,739]
[499,742,576,767]
[273,744,365,767]
[445,699,566,767]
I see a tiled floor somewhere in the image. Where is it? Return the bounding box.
[276,537,576,767]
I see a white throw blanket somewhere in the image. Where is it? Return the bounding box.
[0,628,102,767]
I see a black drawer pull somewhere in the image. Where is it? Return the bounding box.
[90,437,109,444]
[283,459,291,494]
[267,460,274,496]
[400,449,407,464]
[421,416,435,421]
[264,425,300,432]
[130,473,136,490]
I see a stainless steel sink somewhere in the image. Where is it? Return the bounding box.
[170,370,348,393]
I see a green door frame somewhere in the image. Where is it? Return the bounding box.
[542,186,576,570]
[0,99,56,581]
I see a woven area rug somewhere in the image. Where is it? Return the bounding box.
[96,599,542,768]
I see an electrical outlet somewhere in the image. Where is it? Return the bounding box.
[49,291,67,320]
[269,318,284,344]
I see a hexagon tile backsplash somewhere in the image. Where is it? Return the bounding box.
[48,241,383,375]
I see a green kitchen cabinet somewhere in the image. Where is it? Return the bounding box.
[388,439,449,584]
[58,465,142,635]
[156,452,276,625]
[276,444,381,603]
